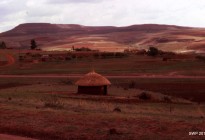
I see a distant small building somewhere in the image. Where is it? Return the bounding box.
[41,54,49,61]
[75,71,111,95]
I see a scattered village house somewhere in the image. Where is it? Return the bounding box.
[75,71,111,95]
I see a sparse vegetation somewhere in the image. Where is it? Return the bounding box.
[163,96,172,103]
[30,39,37,50]
[0,80,203,140]
[101,52,115,58]
[0,41,6,49]
[74,47,92,51]
[0,77,204,140]
[115,52,127,58]
[1,22,205,140]
[196,55,205,62]
[113,107,121,112]
[147,46,159,56]
[0,48,204,140]
[59,79,73,85]
[128,81,136,89]
[138,92,152,100]
[43,94,65,109]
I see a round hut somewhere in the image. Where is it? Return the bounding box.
[75,71,111,95]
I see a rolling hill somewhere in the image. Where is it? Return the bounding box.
[0,23,205,53]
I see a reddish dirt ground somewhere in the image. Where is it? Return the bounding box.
[5,54,15,66]
[0,134,37,140]
[0,53,15,67]
[0,107,205,140]
[0,74,205,79]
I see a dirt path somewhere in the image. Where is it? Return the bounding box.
[0,134,37,140]
[0,53,15,67]
[0,74,205,79]
[5,54,15,66]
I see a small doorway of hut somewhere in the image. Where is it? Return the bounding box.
[103,85,107,95]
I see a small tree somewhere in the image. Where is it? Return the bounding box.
[0,41,6,49]
[30,39,37,50]
[147,47,159,56]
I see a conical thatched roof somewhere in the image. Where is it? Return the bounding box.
[75,71,111,86]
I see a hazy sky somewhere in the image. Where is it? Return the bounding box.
[1,0,205,32]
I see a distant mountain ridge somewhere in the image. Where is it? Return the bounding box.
[0,23,205,53]
[1,23,187,36]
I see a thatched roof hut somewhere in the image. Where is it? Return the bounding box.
[75,71,111,95]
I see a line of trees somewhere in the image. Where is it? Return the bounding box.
[0,39,38,50]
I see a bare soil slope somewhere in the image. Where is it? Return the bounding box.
[1,23,205,53]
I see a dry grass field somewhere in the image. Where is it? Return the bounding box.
[0,77,205,139]
[0,49,205,139]
[0,49,205,76]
